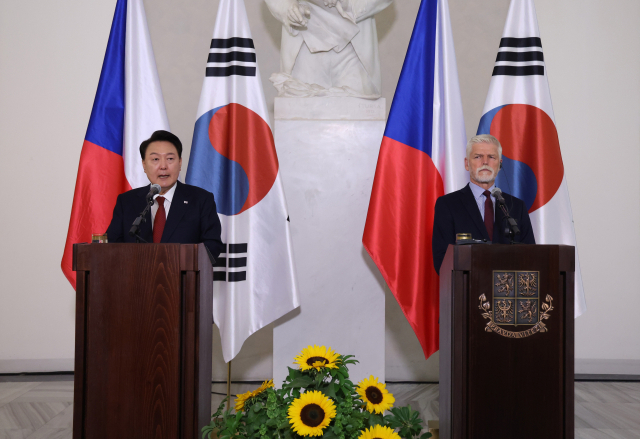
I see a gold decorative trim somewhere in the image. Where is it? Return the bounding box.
[478,294,554,338]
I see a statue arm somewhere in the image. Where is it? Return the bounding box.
[349,0,393,22]
[265,0,311,35]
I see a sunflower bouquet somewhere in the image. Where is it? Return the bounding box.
[202,345,432,439]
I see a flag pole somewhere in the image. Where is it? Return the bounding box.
[226,360,231,411]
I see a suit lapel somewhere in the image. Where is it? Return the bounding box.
[162,181,189,242]
[460,184,491,241]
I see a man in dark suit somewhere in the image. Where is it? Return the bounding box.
[106,130,224,262]
[432,134,535,273]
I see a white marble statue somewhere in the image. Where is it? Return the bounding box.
[265,0,393,98]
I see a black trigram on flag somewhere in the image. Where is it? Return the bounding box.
[206,37,256,77]
[213,243,248,282]
[492,37,544,77]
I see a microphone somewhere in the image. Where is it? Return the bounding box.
[146,184,161,203]
[491,187,506,207]
[130,184,161,242]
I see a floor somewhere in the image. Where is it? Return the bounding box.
[0,380,638,438]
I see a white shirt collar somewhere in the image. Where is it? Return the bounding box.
[153,182,177,203]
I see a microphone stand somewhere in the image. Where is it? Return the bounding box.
[497,202,520,244]
[129,197,154,243]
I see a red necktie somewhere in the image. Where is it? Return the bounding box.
[483,190,494,241]
[153,196,166,243]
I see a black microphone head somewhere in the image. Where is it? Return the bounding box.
[491,187,502,197]
[146,184,162,202]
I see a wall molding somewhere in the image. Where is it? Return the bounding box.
[575,358,640,375]
[0,359,74,374]
[3,358,638,378]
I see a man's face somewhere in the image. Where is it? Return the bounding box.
[142,141,182,194]
[464,142,501,186]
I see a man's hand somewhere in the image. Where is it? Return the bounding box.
[287,2,311,27]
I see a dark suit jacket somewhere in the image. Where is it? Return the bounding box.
[432,183,535,273]
[106,181,224,262]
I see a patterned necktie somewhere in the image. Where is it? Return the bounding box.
[483,190,494,241]
[153,196,166,243]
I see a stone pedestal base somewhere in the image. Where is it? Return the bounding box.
[272,97,387,384]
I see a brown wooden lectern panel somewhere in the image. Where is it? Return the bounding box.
[72,243,213,439]
[439,244,574,439]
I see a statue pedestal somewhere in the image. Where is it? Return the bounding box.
[272,97,387,384]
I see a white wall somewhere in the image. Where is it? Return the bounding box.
[1,0,638,378]
[0,0,118,372]
[535,0,640,373]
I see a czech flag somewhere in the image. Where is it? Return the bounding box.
[61,0,169,289]
[186,0,299,362]
[363,0,468,359]
[477,0,586,316]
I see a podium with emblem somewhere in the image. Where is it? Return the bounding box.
[438,244,575,439]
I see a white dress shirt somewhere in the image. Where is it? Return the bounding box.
[469,181,496,221]
[151,183,177,229]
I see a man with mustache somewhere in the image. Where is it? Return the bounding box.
[432,134,535,273]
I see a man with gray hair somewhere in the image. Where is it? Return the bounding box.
[431,134,535,273]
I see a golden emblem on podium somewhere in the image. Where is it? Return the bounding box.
[478,271,554,338]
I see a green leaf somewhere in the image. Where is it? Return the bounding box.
[338,366,349,377]
[324,382,337,399]
[201,426,213,439]
[369,413,383,427]
[287,367,302,380]
[253,403,262,413]
[324,429,339,439]
[289,376,314,388]
[420,433,433,439]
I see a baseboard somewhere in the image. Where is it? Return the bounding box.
[575,358,640,375]
[2,358,638,378]
[0,359,74,374]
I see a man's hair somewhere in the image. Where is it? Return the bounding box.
[466,134,502,160]
[139,130,183,159]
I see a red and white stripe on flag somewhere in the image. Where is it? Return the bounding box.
[363,0,467,359]
[61,0,169,289]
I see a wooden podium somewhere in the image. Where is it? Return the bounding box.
[72,243,213,439]
[439,244,575,439]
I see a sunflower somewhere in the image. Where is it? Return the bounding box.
[358,425,401,439]
[294,345,340,371]
[234,379,274,411]
[234,390,252,411]
[252,379,274,396]
[288,390,336,436]
[356,376,395,414]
